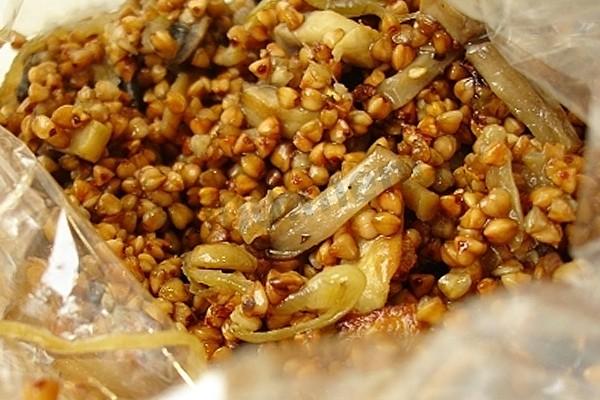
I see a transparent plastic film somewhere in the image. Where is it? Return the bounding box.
[1,1,202,398]
[164,286,600,399]
[0,124,204,399]
[0,0,22,45]
[446,0,600,122]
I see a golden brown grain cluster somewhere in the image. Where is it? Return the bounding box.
[0,0,585,359]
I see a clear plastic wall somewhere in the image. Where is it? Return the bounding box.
[0,127,201,399]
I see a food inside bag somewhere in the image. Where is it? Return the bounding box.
[0,0,599,398]
[0,127,205,399]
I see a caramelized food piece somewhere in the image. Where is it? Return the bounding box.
[338,304,423,338]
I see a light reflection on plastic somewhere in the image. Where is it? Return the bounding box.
[160,371,226,400]
[42,209,79,300]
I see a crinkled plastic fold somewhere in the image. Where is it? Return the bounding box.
[167,285,600,399]
[448,0,600,123]
[0,125,203,399]
[0,0,22,44]
[2,0,600,399]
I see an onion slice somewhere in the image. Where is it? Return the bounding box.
[160,73,190,139]
[245,0,388,23]
[269,146,412,255]
[240,84,318,138]
[477,126,523,223]
[277,11,379,68]
[353,234,403,313]
[466,43,581,152]
[237,191,303,245]
[331,24,380,68]
[377,52,459,109]
[420,0,484,44]
[170,16,211,65]
[304,0,388,18]
[230,264,366,343]
[486,163,523,223]
[183,267,254,294]
[0,321,206,376]
[477,125,525,251]
[401,178,440,222]
[185,243,258,272]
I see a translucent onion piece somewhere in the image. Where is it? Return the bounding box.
[186,243,258,272]
[171,16,211,65]
[353,235,403,313]
[244,0,278,24]
[524,206,562,247]
[240,84,318,138]
[0,321,206,376]
[291,11,378,68]
[478,126,523,223]
[67,120,111,163]
[230,264,366,343]
[486,164,523,223]
[445,0,503,22]
[521,150,552,189]
[237,191,303,244]
[231,0,256,24]
[420,0,484,44]
[377,52,459,109]
[270,146,412,255]
[304,0,387,17]
[237,192,275,245]
[273,23,302,54]
[331,25,380,68]
[466,43,581,152]
[401,178,440,222]
[92,63,122,86]
[183,267,254,294]
[294,10,357,41]
[274,265,361,314]
[478,127,525,252]
[160,72,190,139]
